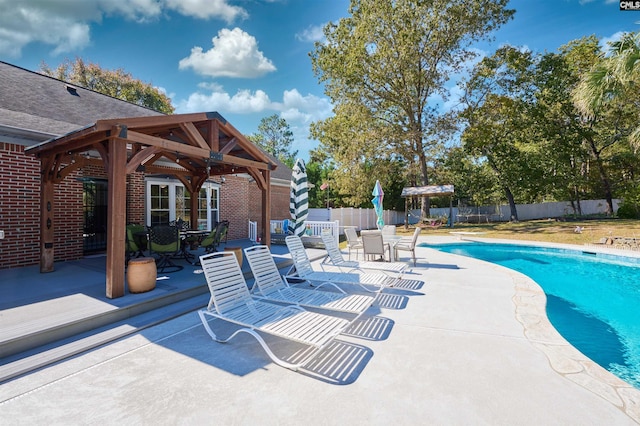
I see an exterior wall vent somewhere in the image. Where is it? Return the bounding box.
[65,84,79,96]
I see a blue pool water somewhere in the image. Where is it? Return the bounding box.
[427,241,640,388]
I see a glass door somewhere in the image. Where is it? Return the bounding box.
[146,178,219,230]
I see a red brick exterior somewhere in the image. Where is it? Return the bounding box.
[0,143,41,268]
[0,143,290,269]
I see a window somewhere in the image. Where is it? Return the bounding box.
[146,178,220,230]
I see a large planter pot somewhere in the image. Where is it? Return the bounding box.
[225,247,243,267]
[127,257,157,293]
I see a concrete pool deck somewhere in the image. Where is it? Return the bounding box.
[1,236,639,424]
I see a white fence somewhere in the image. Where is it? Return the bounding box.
[262,199,616,242]
[308,208,404,231]
[270,219,340,246]
[430,198,620,223]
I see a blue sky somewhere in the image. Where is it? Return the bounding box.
[1,0,638,160]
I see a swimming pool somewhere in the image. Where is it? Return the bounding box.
[426,241,640,388]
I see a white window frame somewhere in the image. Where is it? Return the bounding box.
[145,178,220,230]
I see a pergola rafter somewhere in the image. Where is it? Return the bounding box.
[25,112,277,299]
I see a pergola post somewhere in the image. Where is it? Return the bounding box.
[105,130,127,298]
[262,169,271,246]
[39,178,55,272]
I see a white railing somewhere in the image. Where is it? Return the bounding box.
[248,220,258,243]
[270,219,339,246]
[308,208,404,231]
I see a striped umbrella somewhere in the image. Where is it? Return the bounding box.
[372,180,384,230]
[289,158,309,237]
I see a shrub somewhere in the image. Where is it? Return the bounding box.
[617,201,640,219]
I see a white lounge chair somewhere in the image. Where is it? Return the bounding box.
[319,230,408,278]
[197,251,350,371]
[285,235,399,292]
[244,245,375,319]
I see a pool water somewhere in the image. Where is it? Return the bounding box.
[427,241,640,388]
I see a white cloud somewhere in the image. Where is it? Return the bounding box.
[278,89,333,124]
[176,87,273,113]
[0,0,247,57]
[179,28,276,78]
[0,2,92,57]
[165,0,247,23]
[295,24,325,43]
[175,85,333,159]
[600,31,625,52]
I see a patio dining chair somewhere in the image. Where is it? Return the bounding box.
[394,227,422,266]
[126,223,147,264]
[360,230,391,262]
[344,227,363,260]
[381,225,396,236]
[199,220,229,254]
[149,224,183,273]
[244,245,375,319]
[197,251,351,371]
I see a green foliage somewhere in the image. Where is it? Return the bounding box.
[40,57,174,114]
[310,0,514,216]
[248,114,297,167]
[616,202,640,219]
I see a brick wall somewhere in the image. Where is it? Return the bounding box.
[0,143,41,268]
[219,175,249,241]
[127,172,146,224]
[0,143,84,269]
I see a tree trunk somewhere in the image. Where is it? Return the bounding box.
[418,148,430,219]
[586,137,614,215]
[504,186,518,221]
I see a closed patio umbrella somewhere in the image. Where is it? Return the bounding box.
[372,180,384,230]
[289,158,309,237]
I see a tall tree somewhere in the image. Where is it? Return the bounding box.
[248,114,297,168]
[460,46,545,221]
[310,0,514,218]
[574,32,640,145]
[572,34,640,214]
[40,57,174,114]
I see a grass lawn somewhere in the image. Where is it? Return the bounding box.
[391,218,640,246]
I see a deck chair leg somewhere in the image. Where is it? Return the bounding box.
[198,310,305,371]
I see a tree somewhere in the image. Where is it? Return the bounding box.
[572,34,640,214]
[305,148,337,208]
[460,46,547,221]
[40,57,174,114]
[574,32,640,145]
[310,0,514,217]
[248,114,297,168]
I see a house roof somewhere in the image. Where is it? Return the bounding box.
[0,61,293,178]
[0,61,162,145]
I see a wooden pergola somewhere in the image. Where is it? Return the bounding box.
[401,184,455,228]
[25,112,277,298]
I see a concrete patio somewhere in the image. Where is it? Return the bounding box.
[1,236,639,424]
